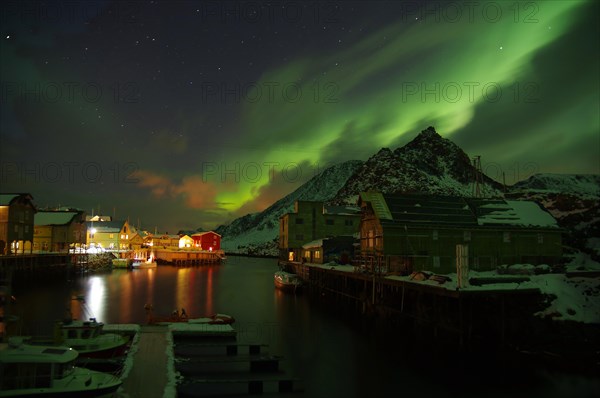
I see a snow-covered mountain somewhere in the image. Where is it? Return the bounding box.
[216,126,598,263]
[507,174,600,266]
[216,160,363,255]
[331,126,504,204]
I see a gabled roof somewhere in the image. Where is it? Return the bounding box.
[0,193,35,208]
[359,191,393,220]
[360,192,559,229]
[154,234,180,239]
[35,211,81,226]
[86,220,125,233]
[191,231,221,237]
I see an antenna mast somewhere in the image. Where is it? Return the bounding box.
[472,156,482,198]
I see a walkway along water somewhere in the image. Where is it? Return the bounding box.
[120,325,170,398]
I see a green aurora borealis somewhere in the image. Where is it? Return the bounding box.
[1,1,598,231]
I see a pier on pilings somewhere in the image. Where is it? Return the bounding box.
[283,261,544,349]
[0,253,89,282]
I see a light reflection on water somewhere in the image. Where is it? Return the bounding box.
[7,256,600,398]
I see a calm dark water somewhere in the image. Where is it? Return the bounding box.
[8,256,600,398]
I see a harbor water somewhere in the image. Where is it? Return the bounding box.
[7,256,600,398]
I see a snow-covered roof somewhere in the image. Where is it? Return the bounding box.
[302,239,323,249]
[361,192,559,229]
[476,200,558,228]
[86,220,125,230]
[35,211,80,226]
[191,231,221,237]
[323,205,360,215]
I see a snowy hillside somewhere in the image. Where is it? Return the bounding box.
[217,160,363,255]
[331,126,504,204]
[507,174,600,268]
[511,174,600,198]
[216,126,598,264]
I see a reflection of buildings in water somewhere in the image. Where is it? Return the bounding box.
[85,276,106,322]
[176,267,192,315]
[118,272,132,324]
[175,267,215,318]
[206,267,214,316]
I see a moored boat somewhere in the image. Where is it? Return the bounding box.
[132,260,157,269]
[0,337,122,397]
[144,304,235,325]
[132,252,157,269]
[58,318,129,359]
[274,271,303,293]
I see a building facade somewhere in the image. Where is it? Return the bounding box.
[86,220,132,251]
[358,192,563,275]
[0,193,36,255]
[191,231,221,251]
[302,236,357,264]
[33,210,86,252]
[279,201,360,261]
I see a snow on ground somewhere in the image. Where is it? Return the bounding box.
[532,274,600,323]
[564,252,600,272]
[387,267,600,324]
[167,322,236,336]
[586,237,600,256]
[116,325,141,383]
[164,329,178,398]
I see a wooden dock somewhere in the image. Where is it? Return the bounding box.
[154,249,224,266]
[282,261,544,348]
[175,342,303,397]
[120,325,170,398]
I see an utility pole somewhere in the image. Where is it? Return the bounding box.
[472,156,482,198]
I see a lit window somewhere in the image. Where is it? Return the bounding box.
[315,251,321,259]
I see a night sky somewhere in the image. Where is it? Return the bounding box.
[1,1,598,233]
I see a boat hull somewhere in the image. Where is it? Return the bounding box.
[274,279,303,293]
[132,261,157,269]
[274,272,303,293]
[73,337,129,359]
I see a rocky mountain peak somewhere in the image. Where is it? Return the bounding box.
[332,126,504,204]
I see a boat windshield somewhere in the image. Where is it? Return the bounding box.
[57,361,76,378]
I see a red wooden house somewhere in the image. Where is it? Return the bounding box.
[191,231,221,251]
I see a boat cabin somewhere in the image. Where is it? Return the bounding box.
[0,339,77,390]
